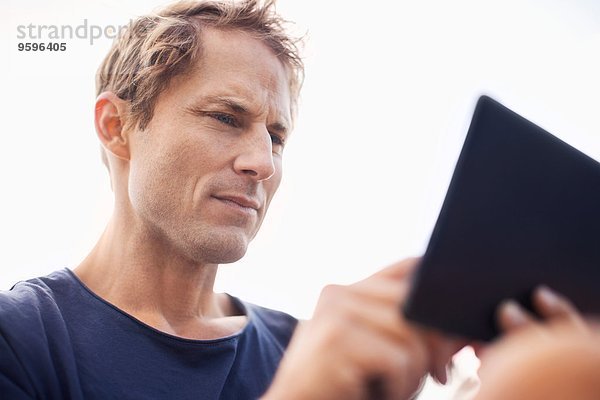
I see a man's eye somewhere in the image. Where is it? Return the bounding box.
[270,134,284,147]
[210,113,237,127]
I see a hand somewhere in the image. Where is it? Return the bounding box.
[262,258,465,400]
[497,285,588,332]
[472,285,589,359]
[474,289,600,400]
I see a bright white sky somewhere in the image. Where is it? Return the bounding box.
[1,1,599,397]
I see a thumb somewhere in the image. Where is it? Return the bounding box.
[372,257,420,280]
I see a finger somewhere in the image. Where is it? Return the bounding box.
[421,332,466,385]
[497,300,537,332]
[370,339,427,400]
[344,322,428,400]
[339,288,415,344]
[313,280,412,346]
[351,277,410,306]
[432,362,448,385]
[350,277,465,387]
[532,285,579,321]
[532,286,589,333]
[369,257,420,281]
[471,342,488,359]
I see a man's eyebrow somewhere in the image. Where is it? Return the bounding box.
[268,121,288,135]
[188,95,250,114]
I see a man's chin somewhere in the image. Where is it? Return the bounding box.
[210,246,247,264]
[185,230,251,265]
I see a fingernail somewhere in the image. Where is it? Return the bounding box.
[432,367,447,385]
[501,300,528,326]
[537,285,559,307]
[439,371,447,385]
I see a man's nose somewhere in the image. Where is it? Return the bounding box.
[233,126,276,181]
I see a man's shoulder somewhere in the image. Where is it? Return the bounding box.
[245,301,298,327]
[0,269,75,334]
[239,299,299,349]
[0,269,79,364]
[0,269,84,398]
[0,269,71,309]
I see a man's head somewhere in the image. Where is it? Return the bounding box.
[94,0,303,265]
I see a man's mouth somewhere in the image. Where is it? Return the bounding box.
[212,195,260,214]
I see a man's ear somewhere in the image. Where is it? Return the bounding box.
[95,92,131,161]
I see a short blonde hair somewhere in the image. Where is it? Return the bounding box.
[96,0,304,132]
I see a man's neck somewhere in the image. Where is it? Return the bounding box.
[74,213,247,340]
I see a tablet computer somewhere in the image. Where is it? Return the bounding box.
[403,95,600,341]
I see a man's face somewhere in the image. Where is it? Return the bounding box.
[126,28,292,264]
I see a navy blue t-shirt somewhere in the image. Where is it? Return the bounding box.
[0,269,298,399]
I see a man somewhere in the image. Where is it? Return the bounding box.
[2,2,302,398]
[0,1,579,399]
